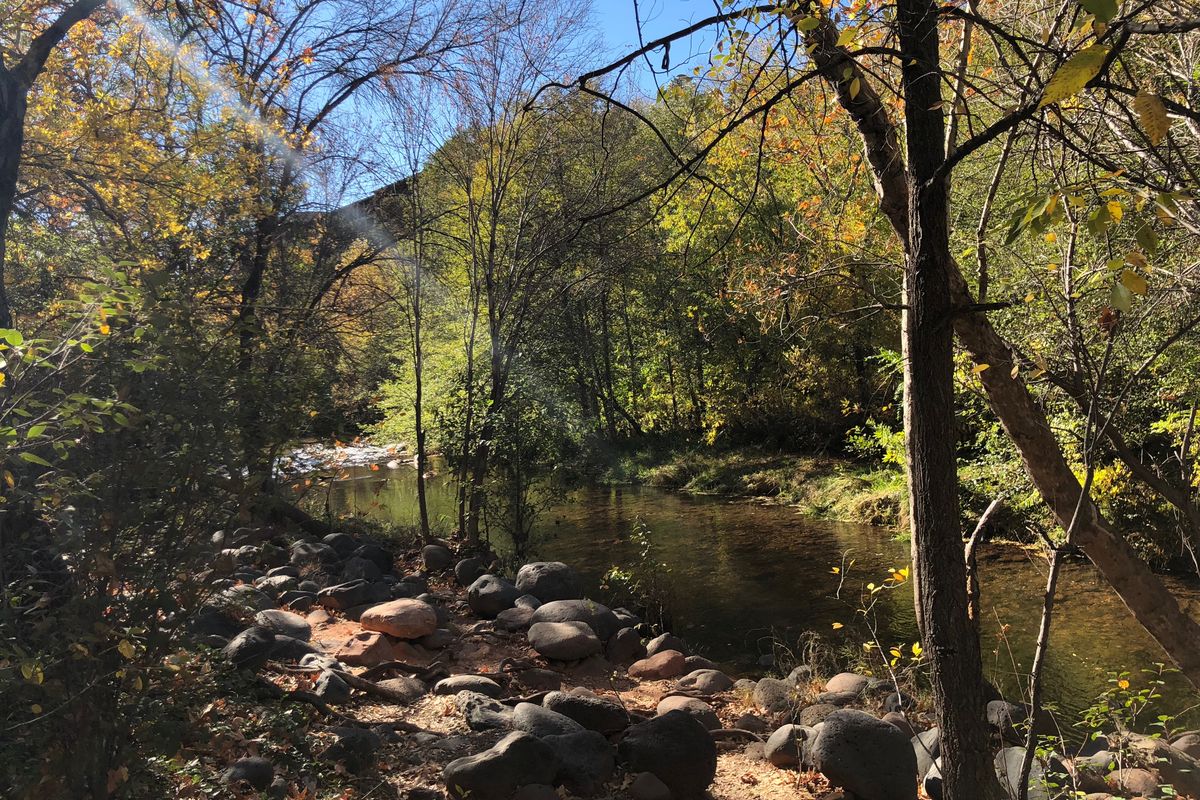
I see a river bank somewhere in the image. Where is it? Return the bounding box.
[592,441,1049,542]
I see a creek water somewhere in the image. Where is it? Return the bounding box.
[318,461,1200,729]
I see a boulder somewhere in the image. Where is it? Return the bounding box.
[753,677,795,713]
[543,690,630,734]
[221,626,276,670]
[656,696,720,730]
[467,574,522,619]
[332,631,394,666]
[322,532,357,558]
[627,650,687,680]
[785,665,814,687]
[352,543,394,573]
[606,626,645,664]
[1105,767,1159,796]
[515,594,542,610]
[443,731,559,800]
[495,606,535,632]
[434,675,503,698]
[417,628,454,650]
[646,633,688,657]
[994,746,1067,800]
[1126,732,1200,797]
[290,541,338,567]
[881,711,915,738]
[765,724,816,768]
[530,599,620,641]
[798,703,839,727]
[812,709,918,800]
[341,556,382,582]
[221,756,274,790]
[735,712,770,734]
[314,670,352,704]
[456,690,514,731]
[317,579,386,611]
[209,584,275,616]
[629,772,672,800]
[924,758,943,800]
[677,668,734,694]
[613,607,641,627]
[512,786,557,800]
[545,730,615,793]
[1172,731,1200,759]
[528,621,602,661]
[374,676,427,704]
[278,590,316,612]
[422,544,454,572]
[912,727,940,779]
[516,562,583,602]
[455,557,488,587]
[253,609,311,641]
[618,711,717,799]
[359,598,438,639]
[683,655,718,672]
[987,700,1026,741]
[825,672,870,695]
[255,574,298,598]
[270,635,318,661]
[816,690,860,706]
[514,702,587,737]
[322,726,381,773]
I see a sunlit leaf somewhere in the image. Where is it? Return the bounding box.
[1039,45,1110,108]
[1120,269,1148,295]
[1135,91,1169,146]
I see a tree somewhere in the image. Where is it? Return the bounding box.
[0,0,108,328]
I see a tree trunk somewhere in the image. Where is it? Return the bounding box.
[898,0,1003,794]
[0,67,27,330]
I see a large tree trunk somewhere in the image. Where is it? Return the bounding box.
[898,0,1003,794]
[948,268,1200,686]
[0,67,27,330]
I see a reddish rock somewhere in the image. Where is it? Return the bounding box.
[333,631,393,666]
[359,598,438,640]
[627,649,686,680]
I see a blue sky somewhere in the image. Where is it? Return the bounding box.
[593,0,720,95]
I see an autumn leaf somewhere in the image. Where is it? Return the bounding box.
[1120,269,1148,295]
[1039,45,1110,108]
[1135,91,1169,146]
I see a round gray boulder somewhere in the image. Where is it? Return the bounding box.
[516,562,583,602]
[617,710,717,799]
[528,620,602,661]
[812,709,917,800]
[467,574,522,618]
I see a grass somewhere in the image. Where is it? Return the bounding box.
[598,441,910,530]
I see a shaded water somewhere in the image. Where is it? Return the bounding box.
[322,462,1200,728]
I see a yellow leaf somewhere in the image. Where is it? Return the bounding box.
[1044,231,1057,243]
[99,324,111,335]
[117,639,136,660]
[1039,45,1110,108]
[1135,91,1169,146]
[832,622,844,630]
[1121,269,1148,295]
[911,642,923,657]
[1106,200,1123,223]
[830,566,840,574]
[1118,678,1130,689]
[1126,250,1148,269]
[1025,292,1036,303]
[972,363,990,373]
[30,704,42,714]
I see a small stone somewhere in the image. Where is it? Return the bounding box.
[422,544,454,572]
[221,626,276,670]
[606,626,646,663]
[528,620,602,661]
[514,703,586,737]
[221,756,274,790]
[323,726,381,773]
[417,628,454,649]
[824,672,870,695]
[352,543,394,572]
[443,731,559,800]
[797,703,838,726]
[455,557,488,587]
[457,690,513,731]
[254,609,311,641]
[683,655,718,671]
[765,724,815,768]
[341,556,382,581]
[628,650,686,680]
[359,598,438,639]
[543,690,630,734]
[753,677,795,713]
[618,711,717,799]
[332,631,394,666]
[646,633,688,657]
[657,696,720,730]
[467,574,522,618]
[629,771,672,800]
[374,676,426,704]
[314,670,352,704]
[516,562,583,602]
[677,669,734,693]
[495,606,535,632]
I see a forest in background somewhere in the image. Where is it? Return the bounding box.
[2,0,1200,797]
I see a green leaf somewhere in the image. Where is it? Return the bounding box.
[1077,0,1118,23]
[1135,223,1158,256]
[1110,282,1132,313]
[18,452,52,467]
[1039,45,1110,108]
[836,27,856,46]
[26,425,47,439]
[795,15,820,31]
[0,329,23,346]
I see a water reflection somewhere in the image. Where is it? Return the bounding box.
[319,463,1200,726]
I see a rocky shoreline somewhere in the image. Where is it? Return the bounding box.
[198,526,1200,799]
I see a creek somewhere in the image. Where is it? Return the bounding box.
[316,460,1200,729]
